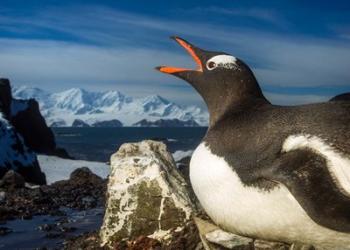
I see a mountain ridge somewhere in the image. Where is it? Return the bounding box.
[12,86,209,127]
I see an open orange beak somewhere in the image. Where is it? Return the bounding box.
[156,36,203,74]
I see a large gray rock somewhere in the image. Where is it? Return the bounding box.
[100,140,194,247]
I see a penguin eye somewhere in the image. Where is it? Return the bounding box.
[206,55,239,71]
[206,61,217,70]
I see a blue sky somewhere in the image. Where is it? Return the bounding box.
[0,0,350,107]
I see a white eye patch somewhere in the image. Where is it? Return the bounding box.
[206,55,238,71]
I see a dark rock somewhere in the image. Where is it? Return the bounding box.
[166,220,202,250]
[63,231,106,250]
[70,167,97,180]
[51,147,73,159]
[114,236,162,250]
[16,161,47,185]
[92,119,123,127]
[60,226,76,233]
[0,170,25,189]
[72,119,90,127]
[0,79,12,119]
[0,226,12,236]
[133,118,200,127]
[0,78,70,184]
[329,93,350,102]
[46,232,63,239]
[1,78,71,158]
[0,167,106,222]
[177,156,191,182]
[81,196,96,207]
[50,120,67,127]
[38,222,76,242]
[38,223,54,232]
[0,162,46,187]
[42,167,107,210]
[65,223,200,250]
[0,207,16,221]
[21,213,33,220]
[11,98,56,154]
[0,101,46,185]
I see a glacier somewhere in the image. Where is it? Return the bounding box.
[12,86,209,127]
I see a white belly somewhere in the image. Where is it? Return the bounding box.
[190,143,350,249]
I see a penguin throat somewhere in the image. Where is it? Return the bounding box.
[198,83,269,127]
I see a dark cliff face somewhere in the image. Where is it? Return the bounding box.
[72,119,90,127]
[0,78,70,158]
[11,98,56,154]
[0,79,12,119]
[133,118,200,127]
[0,79,56,154]
[92,119,123,127]
[0,112,46,185]
[0,78,72,184]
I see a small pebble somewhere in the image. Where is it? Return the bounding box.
[38,224,53,232]
[0,226,12,236]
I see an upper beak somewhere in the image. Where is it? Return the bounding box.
[155,36,203,74]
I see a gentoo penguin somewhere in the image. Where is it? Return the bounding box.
[156,37,350,249]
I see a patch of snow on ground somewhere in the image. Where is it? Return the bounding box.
[38,149,195,184]
[38,155,110,184]
[172,150,193,162]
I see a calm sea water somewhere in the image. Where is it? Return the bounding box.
[52,127,207,162]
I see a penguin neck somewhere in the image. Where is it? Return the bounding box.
[201,82,270,128]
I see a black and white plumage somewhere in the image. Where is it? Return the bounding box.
[157,37,350,249]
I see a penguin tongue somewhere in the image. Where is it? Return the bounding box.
[156,36,203,74]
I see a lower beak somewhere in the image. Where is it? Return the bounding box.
[156,36,203,74]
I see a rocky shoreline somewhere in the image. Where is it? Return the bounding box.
[0,78,72,185]
[0,78,318,249]
[0,167,106,222]
[0,167,106,248]
[0,140,318,250]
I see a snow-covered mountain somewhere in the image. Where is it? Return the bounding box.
[12,86,209,127]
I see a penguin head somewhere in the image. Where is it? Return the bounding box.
[156,37,268,125]
[156,36,251,85]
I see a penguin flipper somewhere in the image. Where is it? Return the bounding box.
[264,148,350,233]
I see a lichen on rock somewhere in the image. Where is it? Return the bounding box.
[100,140,194,247]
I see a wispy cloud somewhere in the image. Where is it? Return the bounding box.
[186,6,289,27]
[329,24,350,41]
[0,5,349,106]
[0,38,204,106]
